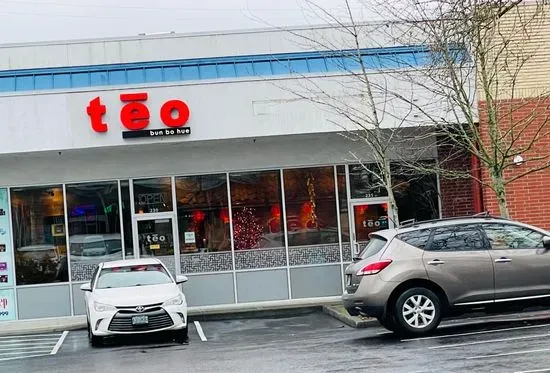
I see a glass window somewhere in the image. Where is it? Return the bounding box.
[392,164,440,223]
[35,74,53,89]
[325,57,344,72]
[288,59,308,74]
[181,65,200,81]
[253,61,272,76]
[349,164,388,199]
[176,174,230,253]
[235,62,254,77]
[145,67,163,83]
[306,57,327,73]
[11,186,68,285]
[199,64,218,80]
[53,74,71,89]
[428,225,485,252]
[337,166,350,243]
[397,229,432,249]
[482,223,545,249]
[133,177,173,214]
[120,180,134,258]
[66,182,122,274]
[15,76,34,91]
[357,235,387,259]
[109,70,127,85]
[229,171,284,250]
[90,71,108,86]
[216,63,236,78]
[71,72,90,88]
[0,76,15,92]
[271,60,290,75]
[127,68,144,84]
[163,66,181,82]
[283,167,338,247]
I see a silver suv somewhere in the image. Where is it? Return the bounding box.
[343,214,550,336]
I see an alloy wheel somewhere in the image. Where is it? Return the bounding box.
[402,294,436,329]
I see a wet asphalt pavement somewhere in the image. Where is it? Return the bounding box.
[2,309,550,373]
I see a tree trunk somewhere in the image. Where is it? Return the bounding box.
[490,170,510,219]
[383,159,400,227]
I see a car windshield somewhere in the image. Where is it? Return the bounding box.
[95,264,173,289]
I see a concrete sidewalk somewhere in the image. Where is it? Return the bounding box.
[0,296,341,336]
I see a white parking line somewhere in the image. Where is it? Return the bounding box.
[0,349,52,356]
[0,353,53,362]
[429,332,550,349]
[50,331,69,355]
[401,323,550,342]
[515,369,550,373]
[467,347,550,360]
[194,321,207,342]
[0,334,61,340]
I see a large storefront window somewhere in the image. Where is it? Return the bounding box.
[349,164,388,199]
[176,174,233,273]
[133,177,173,214]
[283,167,338,247]
[66,181,122,281]
[176,174,230,253]
[392,165,440,222]
[11,186,68,285]
[230,171,285,269]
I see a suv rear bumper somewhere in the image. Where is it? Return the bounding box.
[342,293,384,318]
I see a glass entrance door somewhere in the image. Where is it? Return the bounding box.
[350,200,392,257]
[134,214,179,275]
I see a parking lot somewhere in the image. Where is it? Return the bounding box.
[2,310,550,372]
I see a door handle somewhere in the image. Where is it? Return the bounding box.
[428,259,445,265]
[494,257,512,263]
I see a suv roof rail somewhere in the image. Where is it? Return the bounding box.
[397,212,507,228]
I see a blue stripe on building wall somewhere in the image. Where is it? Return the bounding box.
[0,45,431,93]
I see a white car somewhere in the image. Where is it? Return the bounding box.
[80,258,188,347]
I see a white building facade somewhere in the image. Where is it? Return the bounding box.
[0,25,446,321]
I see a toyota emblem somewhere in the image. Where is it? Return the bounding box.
[135,306,145,313]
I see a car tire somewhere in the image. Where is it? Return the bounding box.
[88,323,103,347]
[376,313,396,332]
[393,287,442,337]
[175,326,189,344]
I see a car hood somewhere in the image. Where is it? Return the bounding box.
[93,284,180,307]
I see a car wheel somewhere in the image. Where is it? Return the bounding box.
[175,326,189,344]
[393,287,441,337]
[376,314,396,332]
[88,323,103,347]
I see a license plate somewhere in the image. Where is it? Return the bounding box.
[132,315,149,325]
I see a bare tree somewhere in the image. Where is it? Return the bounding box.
[368,0,550,218]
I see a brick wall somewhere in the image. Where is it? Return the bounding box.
[478,99,550,230]
[437,142,477,218]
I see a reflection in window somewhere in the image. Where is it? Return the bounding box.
[483,223,544,249]
[11,186,68,285]
[229,171,284,250]
[133,177,173,214]
[66,182,122,271]
[283,167,338,246]
[349,164,388,199]
[392,164,440,222]
[176,174,230,253]
[337,166,350,243]
[429,225,484,251]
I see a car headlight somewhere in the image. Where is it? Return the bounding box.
[94,301,116,312]
[163,295,184,306]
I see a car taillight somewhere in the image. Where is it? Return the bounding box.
[356,260,392,276]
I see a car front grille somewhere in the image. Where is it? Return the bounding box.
[108,308,174,332]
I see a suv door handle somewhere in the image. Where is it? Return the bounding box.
[495,257,512,263]
[428,259,445,265]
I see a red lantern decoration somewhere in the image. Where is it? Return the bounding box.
[219,208,230,224]
[271,205,281,218]
[192,210,206,223]
[382,203,388,212]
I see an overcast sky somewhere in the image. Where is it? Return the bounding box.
[0,0,381,44]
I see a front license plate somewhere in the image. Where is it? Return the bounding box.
[132,315,149,325]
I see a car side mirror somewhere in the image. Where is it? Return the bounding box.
[175,275,188,284]
[80,282,92,292]
[543,236,550,250]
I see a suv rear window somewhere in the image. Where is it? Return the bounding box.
[396,229,432,249]
[357,236,387,259]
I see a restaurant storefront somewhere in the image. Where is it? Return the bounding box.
[0,25,446,321]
